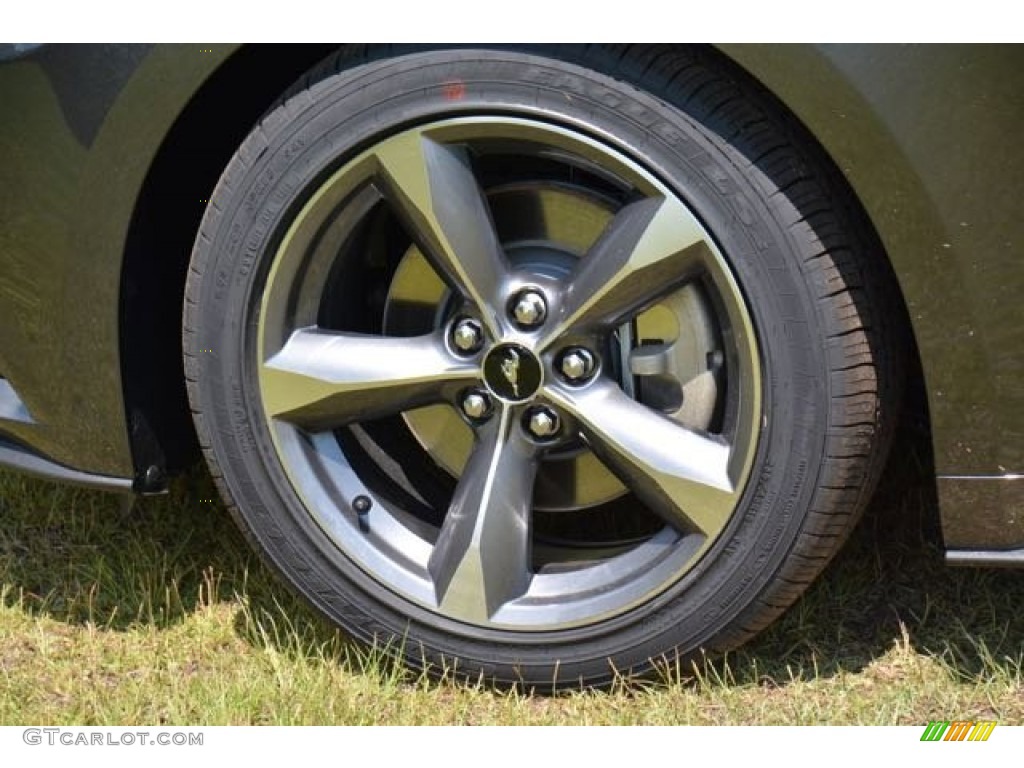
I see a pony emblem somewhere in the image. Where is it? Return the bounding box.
[500,349,521,397]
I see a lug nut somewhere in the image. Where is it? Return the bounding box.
[451,318,484,354]
[560,348,596,382]
[511,289,547,328]
[525,406,560,440]
[461,391,492,421]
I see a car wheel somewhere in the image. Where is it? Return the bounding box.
[184,45,901,688]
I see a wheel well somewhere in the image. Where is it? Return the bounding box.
[120,44,338,481]
[120,43,927,490]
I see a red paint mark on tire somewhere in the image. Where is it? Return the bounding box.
[442,80,466,101]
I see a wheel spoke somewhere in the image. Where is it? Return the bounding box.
[373,131,510,335]
[546,380,737,536]
[260,328,477,429]
[428,405,538,623]
[540,196,707,349]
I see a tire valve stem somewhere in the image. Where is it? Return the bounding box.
[353,494,372,533]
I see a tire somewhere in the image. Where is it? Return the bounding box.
[184,45,902,689]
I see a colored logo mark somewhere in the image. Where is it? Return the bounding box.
[920,720,996,742]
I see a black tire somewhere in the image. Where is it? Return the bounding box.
[184,45,902,689]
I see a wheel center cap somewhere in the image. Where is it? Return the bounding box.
[483,343,543,403]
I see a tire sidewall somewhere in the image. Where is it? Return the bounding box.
[191,49,829,682]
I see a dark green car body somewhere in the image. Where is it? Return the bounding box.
[0,44,1021,563]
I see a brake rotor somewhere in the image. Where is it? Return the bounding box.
[383,183,720,512]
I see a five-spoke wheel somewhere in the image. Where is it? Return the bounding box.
[255,117,759,629]
[186,46,898,687]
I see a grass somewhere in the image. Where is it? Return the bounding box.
[0,416,1022,724]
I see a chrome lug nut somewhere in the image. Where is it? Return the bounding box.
[461,391,492,421]
[560,348,596,382]
[451,318,484,354]
[526,406,560,440]
[511,289,547,328]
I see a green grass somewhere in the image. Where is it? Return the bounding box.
[0,431,1022,725]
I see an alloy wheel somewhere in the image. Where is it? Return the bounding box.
[254,116,761,631]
